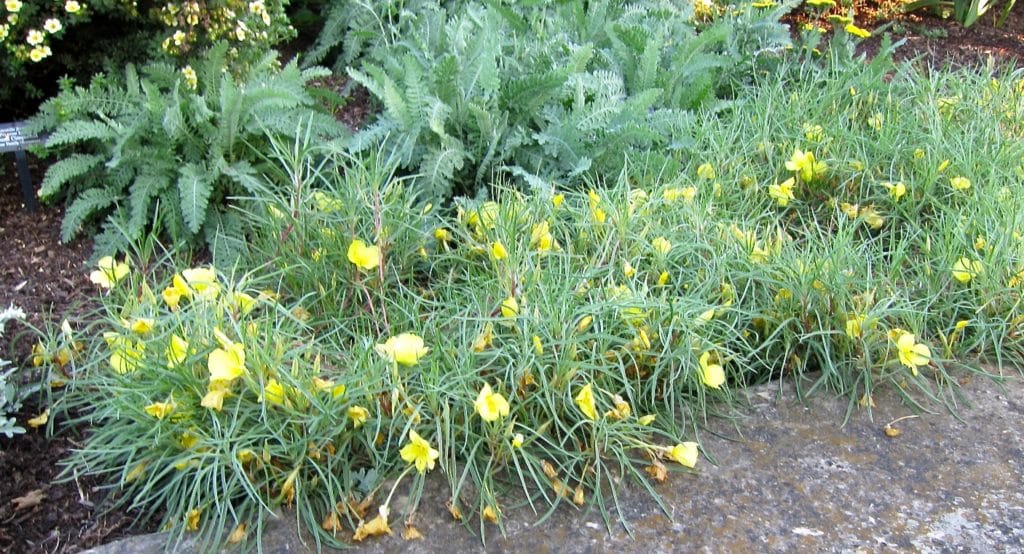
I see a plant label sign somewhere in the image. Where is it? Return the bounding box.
[0,121,43,153]
[0,121,42,211]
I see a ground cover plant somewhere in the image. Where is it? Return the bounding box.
[26,17,1024,546]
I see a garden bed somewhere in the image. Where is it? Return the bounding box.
[1,4,1023,553]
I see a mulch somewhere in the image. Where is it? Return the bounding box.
[1,5,1022,552]
[0,164,139,553]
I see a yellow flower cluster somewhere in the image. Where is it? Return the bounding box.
[1,0,82,63]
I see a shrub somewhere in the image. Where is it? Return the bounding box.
[328,0,795,199]
[27,44,348,258]
[0,0,294,117]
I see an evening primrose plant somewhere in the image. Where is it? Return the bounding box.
[50,53,1024,547]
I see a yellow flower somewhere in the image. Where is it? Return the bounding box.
[695,308,716,325]
[180,432,200,450]
[638,414,656,426]
[696,163,716,180]
[474,383,511,422]
[126,317,155,335]
[895,332,931,375]
[951,257,983,283]
[552,193,565,208]
[658,271,670,286]
[145,398,176,420]
[532,335,543,355]
[181,65,197,90]
[591,207,607,223]
[43,18,62,33]
[26,29,43,45]
[230,291,256,315]
[574,383,598,420]
[400,430,440,473]
[937,159,951,173]
[803,123,824,142]
[950,176,971,192]
[261,378,286,406]
[110,337,144,374]
[882,181,906,201]
[490,241,508,260]
[511,433,524,448]
[208,341,247,382]
[312,377,346,398]
[622,261,636,278]
[974,235,986,251]
[605,395,631,420]
[530,222,554,252]
[353,506,392,541]
[698,351,725,389]
[434,228,452,244]
[845,314,865,339]
[347,405,370,427]
[500,296,519,318]
[859,206,884,230]
[471,322,495,352]
[844,23,871,39]
[785,148,827,183]
[201,380,232,411]
[768,177,796,207]
[186,508,202,531]
[667,442,699,468]
[27,408,48,428]
[839,203,859,219]
[6,0,22,12]
[162,273,192,309]
[65,1,81,14]
[375,333,429,366]
[90,256,130,289]
[914,148,926,159]
[651,236,672,255]
[182,267,220,300]
[663,186,697,203]
[347,239,380,271]
[576,315,593,333]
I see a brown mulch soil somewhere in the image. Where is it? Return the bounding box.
[0,6,1022,553]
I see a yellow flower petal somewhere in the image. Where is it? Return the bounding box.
[400,430,440,473]
[375,333,429,367]
[474,383,510,422]
[574,383,598,420]
[667,442,699,468]
[347,239,381,271]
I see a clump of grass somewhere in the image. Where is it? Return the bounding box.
[39,53,1024,547]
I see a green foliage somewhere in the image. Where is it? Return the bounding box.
[0,1,294,118]
[335,0,793,200]
[303,0,449,73]
[28,44,349,257]
[0,305,27,439]
[53,58,1024,547]
[903,0,1016,28]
